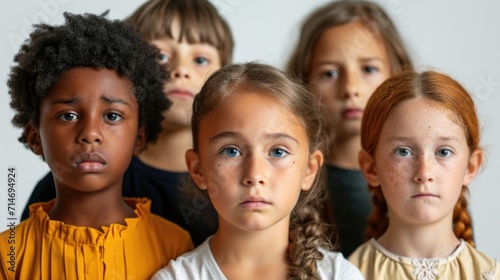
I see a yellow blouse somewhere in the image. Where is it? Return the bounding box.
[349,238,499,280]
[0,198,193,280]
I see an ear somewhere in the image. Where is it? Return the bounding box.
[359,149,380,187]
[133,126,147,157]
[24,123,43,156]
[301,149,324,191]
[185,149,206,190]
[463,149,482,186]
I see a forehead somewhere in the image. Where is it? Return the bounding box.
[380,98,467,143]
[44,67,136,103]
[312,21,389,62]
[199,92,307,144]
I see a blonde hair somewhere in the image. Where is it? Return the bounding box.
[126,0,233,66]
[192,62,332,279]
[362,71,480,246]
[287,0,413,84]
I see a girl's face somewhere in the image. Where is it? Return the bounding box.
[308,21,391,139]
[360,98,481,227]
[186,92,322,233]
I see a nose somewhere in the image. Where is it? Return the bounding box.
[413,154,434,183]
[242,154,267,187]
[170,58,190,80]
[342,70,360,98]
[77,116,103,145]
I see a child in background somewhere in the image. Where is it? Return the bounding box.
[21,0,234,246]
[152,63,364,280]
[0,12,192,279]
[287,0,413,257]
[349,70,499,279]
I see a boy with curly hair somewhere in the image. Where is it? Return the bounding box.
[1,11,192,279]
[21,0,234,246]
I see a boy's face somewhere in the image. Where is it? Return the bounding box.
[150,18,221,131]
[25,67,145,193]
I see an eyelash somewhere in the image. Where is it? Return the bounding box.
[57,112,123,122]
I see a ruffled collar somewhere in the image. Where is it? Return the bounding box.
[29,197,151,244]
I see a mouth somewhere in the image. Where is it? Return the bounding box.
[74,152,107,172]
[239,196,271,208]
[342,108,363,119]
[166,88,195,99]
[412,193,439,198]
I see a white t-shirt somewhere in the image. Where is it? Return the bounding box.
[152,236,364,280]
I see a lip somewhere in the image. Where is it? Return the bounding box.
[342,108,363,119]
[73,152,107,172]
[165,87,195,99]
[239,196,271,209]
[412,193,439,198]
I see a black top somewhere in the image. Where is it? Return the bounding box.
[21,157,218,246]
[326,164,372,257]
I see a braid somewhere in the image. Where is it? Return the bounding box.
[453,186,475,247]
[365,187,389,240]
[288,200,332,280]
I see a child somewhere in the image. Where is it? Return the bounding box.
[20,0,234,246]
[0,12,193,279]
[151,63,364,280]
[349,70,500,279]
[287,0,413,257]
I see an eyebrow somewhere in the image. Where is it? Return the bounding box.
[386,136,461,142]
[50,96,132,106]
[358,57,384,63]
[209,131,299,145]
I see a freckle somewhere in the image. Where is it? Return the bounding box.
[218,164,220,167]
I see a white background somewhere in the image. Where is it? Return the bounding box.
[1,0,499,259]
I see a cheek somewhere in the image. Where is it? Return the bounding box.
[203,159,238,200]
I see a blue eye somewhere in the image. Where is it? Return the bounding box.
[157,52,169,65]
[395,148,412,157]
[222,147,241,157]
[363,66,378,73]
[104,113,122,122]
[436,149,452,158]
[194,56,208,65]
[320,70,339,79]
[58,113,78,121]
[270,148,288,158]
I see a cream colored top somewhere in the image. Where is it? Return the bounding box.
[349,238,499,280]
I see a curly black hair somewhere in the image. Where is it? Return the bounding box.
[8,11,170,147]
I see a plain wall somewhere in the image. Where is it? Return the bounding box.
[1,0,499,259]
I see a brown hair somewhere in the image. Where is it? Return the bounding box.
[287,0,413,84]
[362,71,480,246]
[192,62,332,279]
[126,0,233,66]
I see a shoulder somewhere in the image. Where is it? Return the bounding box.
[136,205,193,249]
[317,248,364,280]
[151,238,221,280]
[459,242,499,276]
[348,239,377,265]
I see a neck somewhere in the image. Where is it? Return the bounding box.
[139,127,192,172]
[327,135,362,169]
[49,183,135,229]
[377,218,460,258]
[210,218,289,279]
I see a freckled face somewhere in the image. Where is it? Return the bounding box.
[370,99,476,226]
[190,92,320,232]
[308,21,391,138]
[34,67,142,193]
